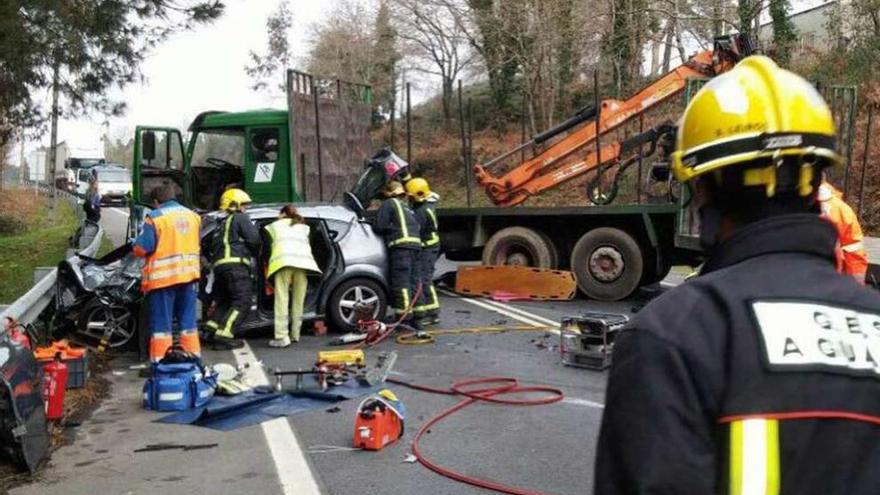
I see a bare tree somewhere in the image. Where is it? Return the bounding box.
[245,1,293,94]
[390,0,474,121]
[306,1,378,89]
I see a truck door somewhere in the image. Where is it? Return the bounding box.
[246,126,299,203]
[132,126,188,206]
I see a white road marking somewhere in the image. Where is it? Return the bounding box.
[438,288,548,328]
[234,341,322,495]
[478,299,561,327]
[438,289,606,409]
[439,288,561,334]
[562,397,605,409]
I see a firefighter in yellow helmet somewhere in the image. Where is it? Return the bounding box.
[203,188,261,349]
[373,180,422,329]
[595,56,880,494]
[406,178,442,325]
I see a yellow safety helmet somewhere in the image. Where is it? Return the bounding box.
[219,188,252,211]
[671,56,841,197]
[383,181,405,197]
[405,178,431,201]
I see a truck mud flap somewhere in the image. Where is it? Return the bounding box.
[0,335,50,472]
[454,265,577,300]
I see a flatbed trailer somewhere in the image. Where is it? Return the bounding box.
[437,202,700,301]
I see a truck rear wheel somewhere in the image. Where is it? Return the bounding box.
[482,227,558,269]
[571,227,643,301]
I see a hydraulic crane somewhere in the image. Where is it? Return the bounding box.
[472,34,752,207]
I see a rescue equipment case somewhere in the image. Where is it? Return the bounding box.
[560,312,629,370]
[143,359,217,411]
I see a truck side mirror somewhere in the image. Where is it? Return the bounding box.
[142,131,156,162]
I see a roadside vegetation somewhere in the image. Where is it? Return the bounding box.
[0,189,78,304]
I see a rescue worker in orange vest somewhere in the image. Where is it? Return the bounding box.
[819,176,868,283]
[203,188,261,349]
[132,183,202,363]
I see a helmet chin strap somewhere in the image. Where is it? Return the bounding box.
[698,205,723,254]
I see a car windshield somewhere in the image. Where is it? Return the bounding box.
[98,169,130,183]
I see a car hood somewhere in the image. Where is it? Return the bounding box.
[98,182,132,194]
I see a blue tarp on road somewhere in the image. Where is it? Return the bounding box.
[155,377,385,431]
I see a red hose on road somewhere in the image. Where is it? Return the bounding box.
[388,376,565,495]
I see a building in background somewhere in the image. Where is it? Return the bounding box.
[757,1,850,53]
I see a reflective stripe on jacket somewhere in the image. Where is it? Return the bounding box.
[819,182,868,280]
[413,201,440,248]
[374,197,421,249]
[595,214,880,495]
[265,220,321,278]
[139,202,201,292]
[211,211,261,267]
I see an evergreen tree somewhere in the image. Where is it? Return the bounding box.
[0,1,225,147]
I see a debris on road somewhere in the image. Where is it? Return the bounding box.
[134,443,218,453]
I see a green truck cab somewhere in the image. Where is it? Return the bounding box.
[132,70,373,210]
[132,109,299,210]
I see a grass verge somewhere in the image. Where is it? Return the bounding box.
[0,192,78,304]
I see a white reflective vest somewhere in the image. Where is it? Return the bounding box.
[265,220,321,278]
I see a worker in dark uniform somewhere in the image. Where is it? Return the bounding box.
[595,56,880,494]
[406,178,441,326]
[373,181,422,328]
[204,188,260,349]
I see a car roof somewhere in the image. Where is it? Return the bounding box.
[206,203,357,222]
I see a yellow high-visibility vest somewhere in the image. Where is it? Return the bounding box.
[265,220,321,278]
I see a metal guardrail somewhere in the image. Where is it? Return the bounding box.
[0,217,103,326]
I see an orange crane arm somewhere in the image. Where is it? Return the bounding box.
[473,50,717,206]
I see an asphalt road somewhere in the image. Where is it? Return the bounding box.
[16,206,670,495]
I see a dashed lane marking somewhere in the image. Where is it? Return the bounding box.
[235,341,322,495]
[562,397,605,409]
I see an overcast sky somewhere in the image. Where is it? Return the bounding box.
[19,0,829,165]
[23,0,338,161]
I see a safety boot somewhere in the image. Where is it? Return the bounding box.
[212,328,244,350]
[268,337,291,348]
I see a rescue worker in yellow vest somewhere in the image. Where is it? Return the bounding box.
[819,177,868,283]
[595,56,880,494]
[373,181,422,328]
[264,205,321,348]
[204,188,261,349]
[132,183,202,363]
[406,178,441,326]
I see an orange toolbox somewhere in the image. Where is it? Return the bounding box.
[34,341,89,389]
[353,391,404,451]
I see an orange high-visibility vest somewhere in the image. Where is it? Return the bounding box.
[819,182,868,282]
[141,205,202,292]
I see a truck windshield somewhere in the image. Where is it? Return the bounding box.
[191,130,244,168]
[189,130,246,210]
[69,158,103,169]
[97,169,130,183]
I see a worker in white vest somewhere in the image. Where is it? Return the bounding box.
[264,205,321,348]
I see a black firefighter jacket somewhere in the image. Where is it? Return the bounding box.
[373,197,421,250]
[209,211,261,266]
[595,213,880,495]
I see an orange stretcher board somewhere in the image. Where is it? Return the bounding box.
[454,265,577,300]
